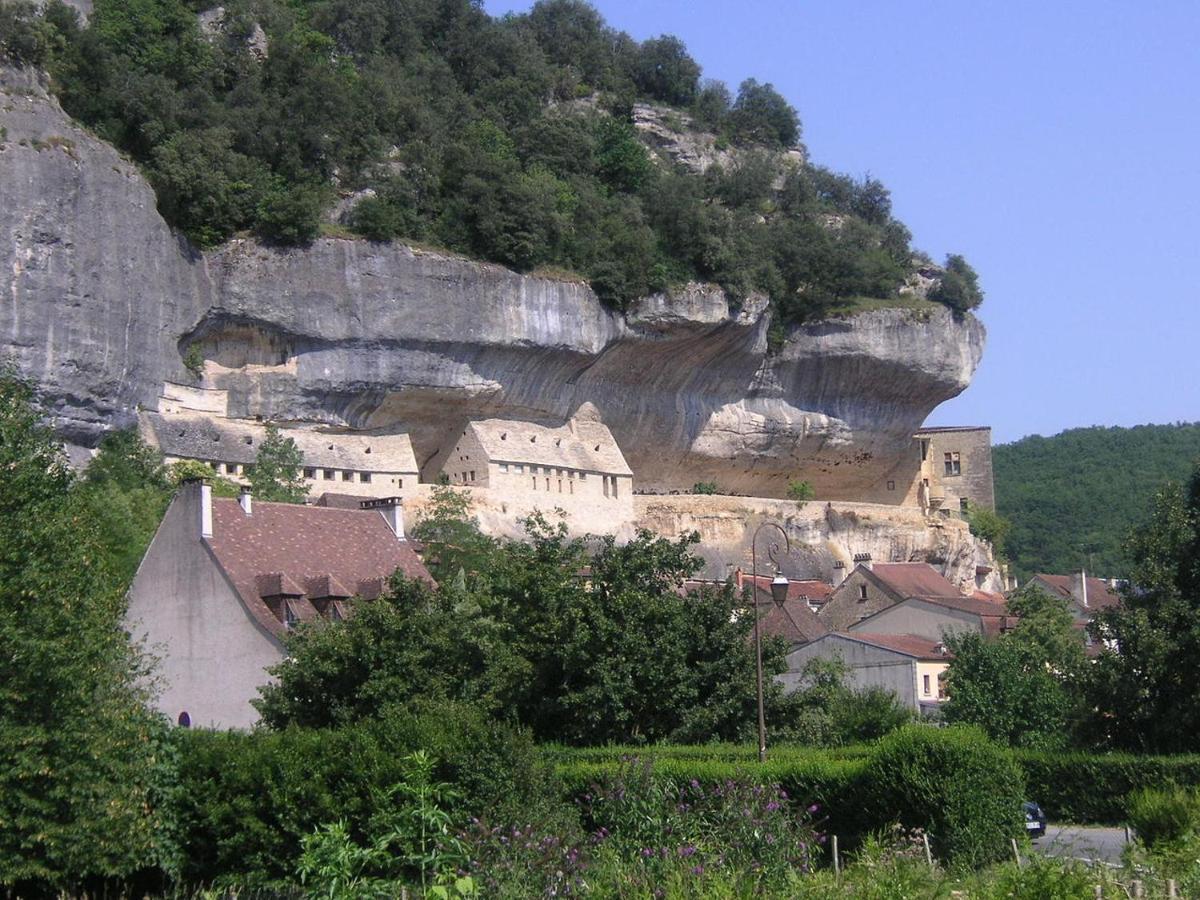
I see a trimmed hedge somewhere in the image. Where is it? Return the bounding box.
[1018,751,1200,824]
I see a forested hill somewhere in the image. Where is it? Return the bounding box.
[1,0,982,322]
[994,423,1200,580]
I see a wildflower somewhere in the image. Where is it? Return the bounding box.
[766,801,780,812]
[691,864,704,876]
[641,848,654,858]
[679,845,697,857]
[808,803,820,813]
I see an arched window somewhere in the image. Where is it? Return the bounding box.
[178,711,191,728]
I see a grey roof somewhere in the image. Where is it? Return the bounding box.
[464,416,632,476]
[140,412,419,473]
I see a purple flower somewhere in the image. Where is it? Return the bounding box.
[690,778,700,789]
[691,865,704,876]
[679,845,697,857]
[766,801,780,812]
[808,803,821,813]
[641,848,654,858]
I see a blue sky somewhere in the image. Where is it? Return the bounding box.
[484,1,1200,444]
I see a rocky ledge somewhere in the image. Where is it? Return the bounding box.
[0,65,984,499]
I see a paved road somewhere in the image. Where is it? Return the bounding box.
[1032,824,1129,865]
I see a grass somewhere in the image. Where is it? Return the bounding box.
[822,293,942,320]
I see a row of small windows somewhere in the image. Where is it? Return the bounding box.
[302,467,389,485]
[498,462,587,480]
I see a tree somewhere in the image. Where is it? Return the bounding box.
[248,423,306,503]
[787,479,814,509]
[0,367,176,890]
[729,78,800,148]
[967,503,1011,559]
[1085,467,1200,752]
[410,485,496,583]
[633,35,700,106]
[774,657,912,746]
[929,254,984,313]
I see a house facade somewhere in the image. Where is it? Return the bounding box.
[428,413,635,534]
[863,425,996,513]
[1026,573,1122,622]
[780,632,952,713]
[125,481,432,729]
[847,594,1014,643]
[819,561,968,631]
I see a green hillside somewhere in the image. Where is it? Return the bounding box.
[994,422,1200,579]
[1,0,981,321]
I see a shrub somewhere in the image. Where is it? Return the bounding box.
[691,481,718,495]
[1128,786,1200,848]
[864,725,1025,869]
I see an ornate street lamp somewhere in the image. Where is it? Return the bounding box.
[750,522,790,763]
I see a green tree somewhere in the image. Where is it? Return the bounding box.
[787,479,814,508]
[410,484,497,583]
[929,253,984,313]
[967,503,1011,559]
[632,35,700,106]
[1085,467,1200,752]
[729,78,800,148]
[0,367,177,890]
[249,423,306,503]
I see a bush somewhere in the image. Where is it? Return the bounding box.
[864,725,1025,869]
[175,703,567,886]
[1128,787,1200,848]
[691,481,718,495]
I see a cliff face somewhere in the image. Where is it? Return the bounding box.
[0,65,985,499]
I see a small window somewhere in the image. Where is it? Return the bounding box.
[923,674,931,696]
[920,439,929,462]
[514,464,524,474]
[304,467,316,479]
[944,451,961,476]
[858,584,868,601]
[285,602,299,628]
[558,480,563,493]
[342,471,353,482]
[324,469,335,480]
[579,472,586,481]
[360,472,371,483]
[887,480,895,491]
[568,469,575,479]
[545,478,550,491]
[603,477,610,498]
[500,463,509,473]
[612,477,618,499]
[470,470,476,482]
[569,481,574,494]
[397,478,402,488]
[225,462,237,475]
[532,476,537,490]
[177,711,191,728]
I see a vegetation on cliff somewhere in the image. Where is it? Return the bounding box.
[1,0,983,321]
[994,422,1200,578]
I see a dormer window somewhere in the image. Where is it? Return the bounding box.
[858,584,868,601]
[284,601,299,629]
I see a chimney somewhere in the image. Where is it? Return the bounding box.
[831,560,847,587]
[361,496,405,540]
[238,487,252,516]
[1071,570,1088,608]
[194,480,213,538]
[853,552,873,572]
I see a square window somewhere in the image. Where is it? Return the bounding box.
[514,464,524,474]
[887,480,895,491]
[342,471,353,481]
[360,472,371,483]
[944,451,961,476]
[500,463,509,473]
[304,467,316,479]
[324,470,335,480]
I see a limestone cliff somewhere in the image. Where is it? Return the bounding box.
[1,64,985,502]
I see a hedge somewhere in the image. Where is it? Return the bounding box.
[1017,751,1200,824]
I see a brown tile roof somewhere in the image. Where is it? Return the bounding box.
[206,498,434,638]
[971,590,1007,604]
[1033,574,1122,612]
[869,563,964,599]
[758,598,829,646]
[913,594,1012,617]
[848,632,953,660]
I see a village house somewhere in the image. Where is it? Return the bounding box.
[125,481,433,729]
[138,383,420,499]
[865,425,996,514]
[779,632,953,714]
[1025,572,1122,622]
[427,411,635,533]
[819,559,971,631]
[846,594,1015,643]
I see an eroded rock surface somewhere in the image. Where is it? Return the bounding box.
[1,65,985,499]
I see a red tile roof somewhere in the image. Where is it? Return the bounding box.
[205,498,433,638]
[971,590,1007,604]
[1033,575,1122,612]
[848,632,953,660]
[758,598,829,646]
[869,563,964,599]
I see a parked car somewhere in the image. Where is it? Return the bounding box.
[1024,801,1047,838]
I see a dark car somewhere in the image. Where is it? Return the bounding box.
[1024,801,1047,838]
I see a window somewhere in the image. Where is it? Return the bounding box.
[531,477,537,490]
[397,478,402,488]
[579,472,587,481]
[499,463,509,473]
[603,477,610,498]
[887,480,895,491]
[923,674,931,696]
[558,480,563,493]
[470,470,475,481]
[920,439,929,462]
[342,471,353,481]
[324,469,335,480]
[225,462,237,475]
[514,464,524,474]
[612,477,619,498]
[545,478,550,491]
[360,472,371,483]
[177,711,191,728]
[944,451,961,476]
[569,482,574,494]
[858,584,868,601]
[568,469,575,479]
[285,601,299,628]
[304,467,316,479]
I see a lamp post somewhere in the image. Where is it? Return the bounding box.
[750,522,790,763]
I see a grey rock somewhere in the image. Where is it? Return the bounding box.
[0,65,984,499]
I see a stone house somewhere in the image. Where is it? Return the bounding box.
[140,410,420,499]
[819,561,968,631]
[427,413,635,533]
[1025,573,1122,622]
[780,632,953,713]
[866,425,996,514]
[125,481,432,729]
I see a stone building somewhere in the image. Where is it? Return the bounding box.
[125,482,432,728]
[427,411,635,533]
[847,594,1015,643]
[862,426,996,514]
[139,384,419,499]
[819,561,969,631]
